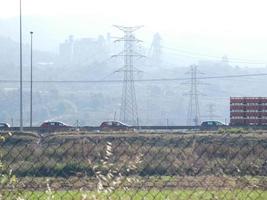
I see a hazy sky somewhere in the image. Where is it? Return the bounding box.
[1,0,267,66]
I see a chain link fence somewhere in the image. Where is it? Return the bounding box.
[0,131,267,199]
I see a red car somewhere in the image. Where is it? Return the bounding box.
[99,121,132,131]
[40,121,72,132]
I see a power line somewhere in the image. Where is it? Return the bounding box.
[1,73,267,84]
[163,46,267,65]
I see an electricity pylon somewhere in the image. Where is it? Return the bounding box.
[112,25,144,126]
[184,65,205,126]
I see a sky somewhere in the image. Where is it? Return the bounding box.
[1,0,267,66]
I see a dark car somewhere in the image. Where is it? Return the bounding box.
[0,123,10,130]
[99,121,132,131]
[200,120,226,130]
[40,121,72,132]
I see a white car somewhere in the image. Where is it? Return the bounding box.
[0,122,10,129]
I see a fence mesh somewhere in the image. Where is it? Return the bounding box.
[0,131,267,199]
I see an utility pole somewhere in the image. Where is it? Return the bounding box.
[30,31,33,127]
[112,25,144,126]
[184,65,204,126]
[19,0,23,131]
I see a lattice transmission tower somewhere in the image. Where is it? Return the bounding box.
[207,103,215,120]
[112,25,144,126]
[184,65,204,126]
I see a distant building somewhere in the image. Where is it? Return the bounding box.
[230,97,267,125]
[59,35,74,65]
[58,35,110,66]
[148,33,162,68]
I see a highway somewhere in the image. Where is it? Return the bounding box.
[1,125,267,133]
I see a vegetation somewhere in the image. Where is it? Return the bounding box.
[0,189,266,200]
[0,132,17,199]
[0,132,266,199]
[2,133,267,178]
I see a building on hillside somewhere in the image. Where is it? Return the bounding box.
[59,35,74,65]
[58,34,110,66]
[230,97,267,125]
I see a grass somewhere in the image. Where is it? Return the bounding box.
[2,189,267,200]
[1,133,267,200]
[2,133,267,178]
[6,175,266,192]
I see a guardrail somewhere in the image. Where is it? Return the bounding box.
[1,126,197,133]
[132,125,200,130]
[2,125,267,133]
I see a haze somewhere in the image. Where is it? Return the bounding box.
[1,0,267,126]
[1,0,267,66]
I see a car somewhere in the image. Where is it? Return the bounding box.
[99,121,132,131]
[40,121,72,132]
[0,122,10,129]
[200,120,226,130]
